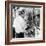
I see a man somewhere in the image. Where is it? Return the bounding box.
[12,7,27,38]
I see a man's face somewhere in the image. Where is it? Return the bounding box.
[16,7,29,21]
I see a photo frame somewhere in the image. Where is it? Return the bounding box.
[5,1,45,45]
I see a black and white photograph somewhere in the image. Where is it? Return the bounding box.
[11,5,40,38]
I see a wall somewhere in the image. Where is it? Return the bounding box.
[0,0,46,46]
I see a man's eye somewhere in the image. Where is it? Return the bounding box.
[22,10,25,13]
[19,10,25,15]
